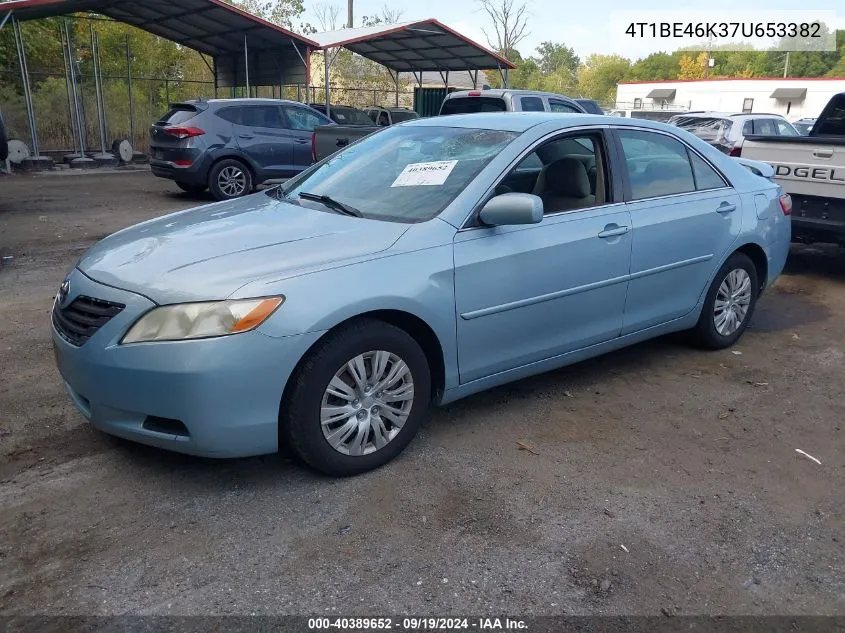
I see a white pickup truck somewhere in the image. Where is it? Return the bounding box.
[740,93,845,245]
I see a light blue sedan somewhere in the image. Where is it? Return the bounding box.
[51,113,791,475]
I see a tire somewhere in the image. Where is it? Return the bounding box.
[691,252,759,350]
[208,158,252,200]
[281,319,432,476]
[175,181,207,195]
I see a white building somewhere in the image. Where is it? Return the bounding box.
[615,77,845,121]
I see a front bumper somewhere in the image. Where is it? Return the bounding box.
[51,268,323,458]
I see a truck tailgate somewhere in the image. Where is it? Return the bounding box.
[741,138,845,201]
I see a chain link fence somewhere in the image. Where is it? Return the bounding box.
[0,69,416,157]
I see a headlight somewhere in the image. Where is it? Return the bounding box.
[121,297,284,344]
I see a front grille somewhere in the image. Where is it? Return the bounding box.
[52,295,125,346]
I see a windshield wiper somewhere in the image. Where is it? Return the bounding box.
[298,191,362,217]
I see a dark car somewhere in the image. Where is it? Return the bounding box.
[574,98,604,114]
[149,98,333,200]
[308,103,375,126]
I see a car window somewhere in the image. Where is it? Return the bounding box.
[675,117,732,143]
[390,110,420,122]
[754,119,780,136]
[813,96,845,136]
[775,120,799,136]
[366,109,378,122]
[330,108,373,125]
[618,129,696,200]
[689,152,727,190]
[742,120,753,136]
[284,106,329,131]
[521,96,545,112]
[281,126,518,223]
[440,97,508,115]
[378,111,390,126]
[549,100,582,113]
[238,106,284,128]
[496,134,608,213]
[157,106,198,125]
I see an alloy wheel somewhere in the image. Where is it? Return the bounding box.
[713,268,752,336]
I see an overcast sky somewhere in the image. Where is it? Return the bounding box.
[302,0,844,60]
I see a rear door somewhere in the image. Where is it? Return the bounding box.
[614,128,742,334]
[281,104,332,170]
[149,104,202,160]
[219,104,292,178]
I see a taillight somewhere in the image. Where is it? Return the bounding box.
[728,146,742,157]
[779,193,792,216]
[311,131,317,162]
[163,126,205,139]
[173,159,193,167]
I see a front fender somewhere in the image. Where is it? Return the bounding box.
[253,244,460,390]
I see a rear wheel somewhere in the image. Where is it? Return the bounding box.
[208,159,252,200]
[175,181,207,195]
[281,319,431,476]
[691,252,759,349]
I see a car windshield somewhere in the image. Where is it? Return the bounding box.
[331,107,374,125]
[280,125,518,223]
[390,110,419,122]
[673,116,732,142]
[441,97,508,115]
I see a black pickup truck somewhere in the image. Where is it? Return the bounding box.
[741,93,845,245]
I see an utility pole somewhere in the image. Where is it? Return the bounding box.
[783,51,790,78]
[347,0,353,28]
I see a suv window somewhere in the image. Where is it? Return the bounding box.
[674,117,732,143]
[814,95,845,136]
[217,105,283,128]
[440,97,507,115]
[157,106,198,125]
[549,99,581,113]
[520,96,545,112]
[775,119,799,136]
[284,106,329,131]
[752,118,779,136]
[390,110,419,122]
[378,111,390,126]
[618,129,696,200]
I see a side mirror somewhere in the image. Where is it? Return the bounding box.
[478,193,544,226]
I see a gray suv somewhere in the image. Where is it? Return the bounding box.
[439,89,588,115]
[149,98,333,200]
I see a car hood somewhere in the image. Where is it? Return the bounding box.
[77,193,410,303]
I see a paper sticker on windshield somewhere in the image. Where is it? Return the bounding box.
[391,160,458,187]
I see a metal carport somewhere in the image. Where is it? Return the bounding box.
[0,0,319,166]
[309,20,515,117]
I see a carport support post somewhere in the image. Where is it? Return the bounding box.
[12,17,40,159]
[244,35,250,94]
[394,70,399,107]
[126,35,135,148]
[65,21,92,168]
[89,26,114,166]
[323,49,331,118]
[61,25,78,156]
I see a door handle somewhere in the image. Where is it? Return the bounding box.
[812,149,834,158]
[598,224,629,238]
[716,202,736,214]
[336,138,350,147]
[238,134,254,139]
[294,138,309,144]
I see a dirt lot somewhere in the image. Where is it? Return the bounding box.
[0,170,843,616]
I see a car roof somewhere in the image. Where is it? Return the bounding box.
[672,111,788,120]
[405,112,682,133]
[183,98,307,107]
[445,88,579,101]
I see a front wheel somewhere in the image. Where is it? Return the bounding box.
[691,252,759,350]
[281,319,431,476]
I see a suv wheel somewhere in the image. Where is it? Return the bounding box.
[208,159,252,200]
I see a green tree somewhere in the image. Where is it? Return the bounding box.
[576,54,631,103]
[627,52,681,81]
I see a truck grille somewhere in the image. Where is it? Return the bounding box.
[52,295,125,346]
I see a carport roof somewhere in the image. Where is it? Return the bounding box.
[0,0,319,57]
[310,19,515,72]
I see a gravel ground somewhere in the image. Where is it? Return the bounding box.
[0,171,843,616]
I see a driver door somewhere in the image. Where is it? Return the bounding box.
[453,130,633,383]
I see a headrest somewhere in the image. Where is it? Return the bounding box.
[544,157,591,198]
